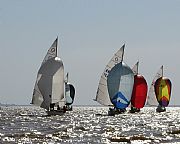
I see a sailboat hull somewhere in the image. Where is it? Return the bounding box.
[47,110,65,116]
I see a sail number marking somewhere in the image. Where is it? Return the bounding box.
[104,69,110,77]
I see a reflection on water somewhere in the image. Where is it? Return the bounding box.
[0,106,180,143]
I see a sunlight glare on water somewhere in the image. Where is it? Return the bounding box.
[0,106,180,143]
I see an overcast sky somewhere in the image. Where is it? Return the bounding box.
[0,0,180,105]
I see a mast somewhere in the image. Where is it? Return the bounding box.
[56,36,58,57]
[137,61,139,74]
[162,65,164,77]
[66,72,69,83]
[121,44,125,62]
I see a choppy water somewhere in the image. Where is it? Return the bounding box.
[0,106,180,143]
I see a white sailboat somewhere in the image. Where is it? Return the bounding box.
[94,44,125,106]
[31,37,66,115]
[146,66,163,106]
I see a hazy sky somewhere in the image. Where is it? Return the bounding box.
[0,0,180,105]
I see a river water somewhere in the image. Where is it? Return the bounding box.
[0,106,180,143]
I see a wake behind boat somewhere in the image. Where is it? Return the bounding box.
[31,37,66,116]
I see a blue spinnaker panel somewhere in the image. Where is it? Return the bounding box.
[111,92,129,109]
[107,62,134,109]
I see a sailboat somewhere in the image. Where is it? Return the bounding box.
[146,66,172,112]
[130,61,148,113]
[94,44,134,115]
[154,66,172,112]
[65,73,75,111]
[94,44,125,106]
[31,37,66,116]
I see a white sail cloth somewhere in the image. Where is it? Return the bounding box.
[146,66,163,106]
[32,57,64,110]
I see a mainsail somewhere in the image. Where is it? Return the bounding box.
[107,62,134,109]
[132,61,139,75]
[94,44,125,106]
[146,66,163,106]
[42,38,58,65]
[131,61,148,109]
[32,38,65,110]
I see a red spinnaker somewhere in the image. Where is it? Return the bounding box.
[131,75,148,109]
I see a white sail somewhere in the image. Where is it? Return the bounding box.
[32,38,65,110]
[95,44,125,106]
[146,65,163,106]
[51,57,64,104]
[132,61,139,75]
[42,38,58,65]
[32,74,44,106]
